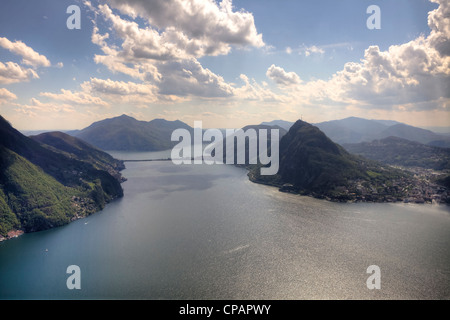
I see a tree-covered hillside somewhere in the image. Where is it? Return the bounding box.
[0,115,125,239]
[248,120,442,202]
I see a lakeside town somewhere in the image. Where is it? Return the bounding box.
[278,166,450,204]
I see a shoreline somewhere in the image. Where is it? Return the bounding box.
[0,167,126,243]
[2,162,447,243]
[0,193,125,243]
[246,170,450,205]
[0,229,24,242]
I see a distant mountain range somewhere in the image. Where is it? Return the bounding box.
[314,117,450,148]
[421,126,450,135]
[0,115,124,240]
[20,116,450,153]
[343,136,450,170]
[73,114,193,151]
[259,117,450,148]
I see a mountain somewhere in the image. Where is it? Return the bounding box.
[211,124,287,165]
[343,136,450,170]
[248,119,424,202]
[75,114,193,151]
[260,120,294,131]
[371,119,402,126]
[0,115,124,239]
[21,130,52,136]
[314,117,450,147]
[422,126,450,135]
[63,129,81,136]
[0,147,73,236]
[235,124,286,164]
[314,117,390,144]
[21,129,81,137]
[31,131,125,181]
[377,124,450,148]
[242,124,287,136]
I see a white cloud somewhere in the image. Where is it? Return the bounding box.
[234,74,288,102]
[40,88,109,107]
[80,77,184,105]
[303,45,324,57]
[29,98,75,113]
[93,1,263,62]
[331,39,449,107]
[0,37,51,85]
[107,0,264,54]
[87,1,264,99]
[157,59,234,98]
[266,64,302,86]
[0,37,51,67]
[304,32,450,110]
[68,0,449,125]
[0,61,39,84]
[11,98,76,118]
[0,88,17,104]
[82,78,152,96]
[428,0,450,57]
[275,0,450,113]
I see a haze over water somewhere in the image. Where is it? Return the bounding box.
[0,151,449,299]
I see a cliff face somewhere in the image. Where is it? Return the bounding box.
[0,115,124,239]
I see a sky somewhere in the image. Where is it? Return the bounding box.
[0,0,448,130]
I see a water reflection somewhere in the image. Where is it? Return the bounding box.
[0,156,449,299]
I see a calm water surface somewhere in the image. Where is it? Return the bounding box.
[0,151,449,299]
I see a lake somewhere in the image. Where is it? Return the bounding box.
[0,151,449,299]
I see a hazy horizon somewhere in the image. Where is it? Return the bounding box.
[11,115,450,133]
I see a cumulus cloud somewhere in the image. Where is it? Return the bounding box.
[40,88,109,107]
[107,0,264,54]
[80,77,185,106]
[428,0,450,56]
[157,59,234,98]
[303,45,324,57]
[91,1,264,61]
[234,74,288,102]
[0,37,51,67]
[87,0,264,99]
[0,61,39,84]
[12,98,76,117]
[326,39,450,108]
[266,64,302,86]
[275,0,450,113]
[29,98,75,113]
[82,78,153,96]
[81,77,162,103]
[79,0,448,118]
[0,87,17,104]
[0,37,51,86]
